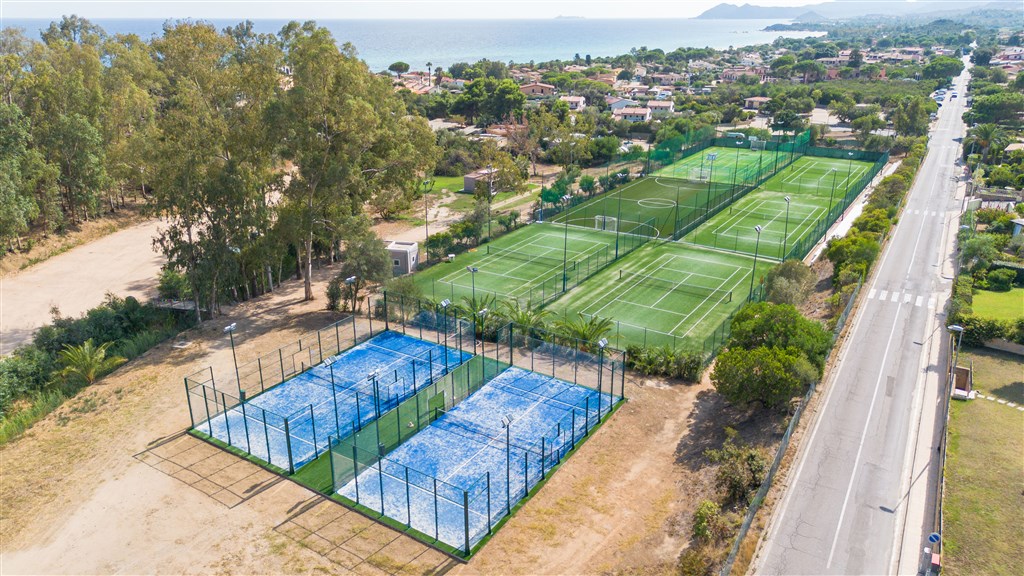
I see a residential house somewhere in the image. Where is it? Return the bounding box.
[606,96,639,110]
[463,167,497,194]
[520,82,555,96]
[559,95,587,111]
[645,100,675,116]
[720,67,766,83]
[743,96,771,110]
[617,82,649,98]
[613,107,652,123]
[651,72,688,85]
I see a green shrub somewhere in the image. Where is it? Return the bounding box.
[625,345,705,382]
[677,548,713,576]
[692,500,723,543]
[958,315,1008,347]
[764,260,816,306]
[704,428,769,506]
[986,268,1015,292]
[157,268,192,300]
[326,275,343,311]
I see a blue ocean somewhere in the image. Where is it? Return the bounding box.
[2,17,821,72]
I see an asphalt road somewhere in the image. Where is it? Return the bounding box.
[756,66,970,575]
[0,220,165,356]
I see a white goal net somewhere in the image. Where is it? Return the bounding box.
[689,167,711,182]
[594,215,617,232]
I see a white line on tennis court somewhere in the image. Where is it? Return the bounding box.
[671,266,745,336]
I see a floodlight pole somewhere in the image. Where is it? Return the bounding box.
[421,179,433,240]
[562,194,572,292]
[783,196,791,257]
[749,225,763,300]
[615,175,624,257]
[487,164,494,240]
[846,151,855,191]
[731,141,741,193]
[828,168,839,220]
[466,267,478,301]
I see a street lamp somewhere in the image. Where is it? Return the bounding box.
[466,266,479,301]
[597,338,608,413]
[223,323,240,391]
[345,275,357,312]
[846,151,855,195]
[440,299,451,356]
[749,225,763,300]
[828,168,839,220]
[782,196,791,257]
[731,140,742,196]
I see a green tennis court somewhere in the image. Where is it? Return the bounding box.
[414,222,647,306]
[651,144,793,188]
[545,242,776,351]
[547,174,743,239]
[683,155,876,260]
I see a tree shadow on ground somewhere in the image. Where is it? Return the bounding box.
[674,389,788,472]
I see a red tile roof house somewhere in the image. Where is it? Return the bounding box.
[559,95,587,111]
[613,107,652,123]
[743,96,771,110]
[520,82,555,96]
[606,96,639,110]
[645,100,675,116]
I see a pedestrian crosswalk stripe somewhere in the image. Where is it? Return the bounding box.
[891,291,899,302]
[915,296,923,307]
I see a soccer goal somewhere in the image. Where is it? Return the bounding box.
[595,215,617,232]
[750,139,766,151]
[689,167,711,182]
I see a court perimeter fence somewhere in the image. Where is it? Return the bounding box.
[185,304,476,473]
[781,148,889,261]
[425,220,653,309]
[536,130,813,243]
[331,299,627,557]
[719,277,862,575]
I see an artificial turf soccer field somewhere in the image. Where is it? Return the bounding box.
[544,241,776,350]
[682,155,875,260]
[546,175,709,239]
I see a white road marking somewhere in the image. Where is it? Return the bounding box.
[869,288,877,299]
[915,296,923,307]
[880,290,888,301]
[891,291,899,302]
[903,293,912,304]
[928,297,936,309]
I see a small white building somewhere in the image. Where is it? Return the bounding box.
[606,96,639,111]
[559,95,587,111]
[386,240,419,275]
[613,107,652,123]
[646,100,675,116]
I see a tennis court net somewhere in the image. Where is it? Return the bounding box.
[486,245,564,269]
[619,270,733,303]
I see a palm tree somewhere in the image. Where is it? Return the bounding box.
[966,123,1007,165]
[458,294,498,338]
[57,339,127,386]
[553,313,614,351]
[498,299,551,345]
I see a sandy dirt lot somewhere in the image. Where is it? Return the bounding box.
[1,219,165,356]
[0,260,746,575]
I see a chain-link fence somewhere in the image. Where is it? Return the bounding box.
[329,301,626,557]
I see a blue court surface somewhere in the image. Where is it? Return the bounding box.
[336,366,615,552]
[195,331,472,470]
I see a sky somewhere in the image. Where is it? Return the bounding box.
[0,0,821,21]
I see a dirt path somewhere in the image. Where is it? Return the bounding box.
[0,258,725,575]
[1,219,165,356]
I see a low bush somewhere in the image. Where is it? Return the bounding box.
[625,345,704,382]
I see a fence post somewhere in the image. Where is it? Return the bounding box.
[330,365,341,435]
[262,410,271,465]
[377,459,385,516]
[240,392,251,453]
[405,466,412,527]
[571,408,577,448]
[284,417,294,474]
[317,331,324,365]
[433,478,440,540]
[352,444,360,502]
[383,292,389,331]
[584,396,591,435]
[310,404,319,459]
[328,436,336,492]
[464,490,471,555]
[278,349,285,382]
[184,380,195,428]
[541,437,547,479]
[486,471,492,534]
[257,358,265,392]
[222,392,233,445]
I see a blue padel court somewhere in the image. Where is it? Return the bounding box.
[333,366,615,553]
[193,331,472,471]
